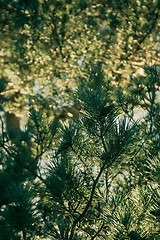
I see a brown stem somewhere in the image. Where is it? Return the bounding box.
[22,230,27,240]
[69,161,106,239]
[134,9,159,52]
[105,169,109,202]
[90,221,105,240]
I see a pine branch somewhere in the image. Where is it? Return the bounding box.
[90,221,104,240]
[69,161,107,239]
[0,140,46,185]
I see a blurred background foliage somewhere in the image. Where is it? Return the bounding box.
[0,0,160,122]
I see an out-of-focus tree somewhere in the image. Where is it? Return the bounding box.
[0,0,159,124]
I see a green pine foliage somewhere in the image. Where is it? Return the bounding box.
[0,0,160,239]
[0,64,159,239]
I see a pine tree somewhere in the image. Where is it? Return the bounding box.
[0,64,159,239]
